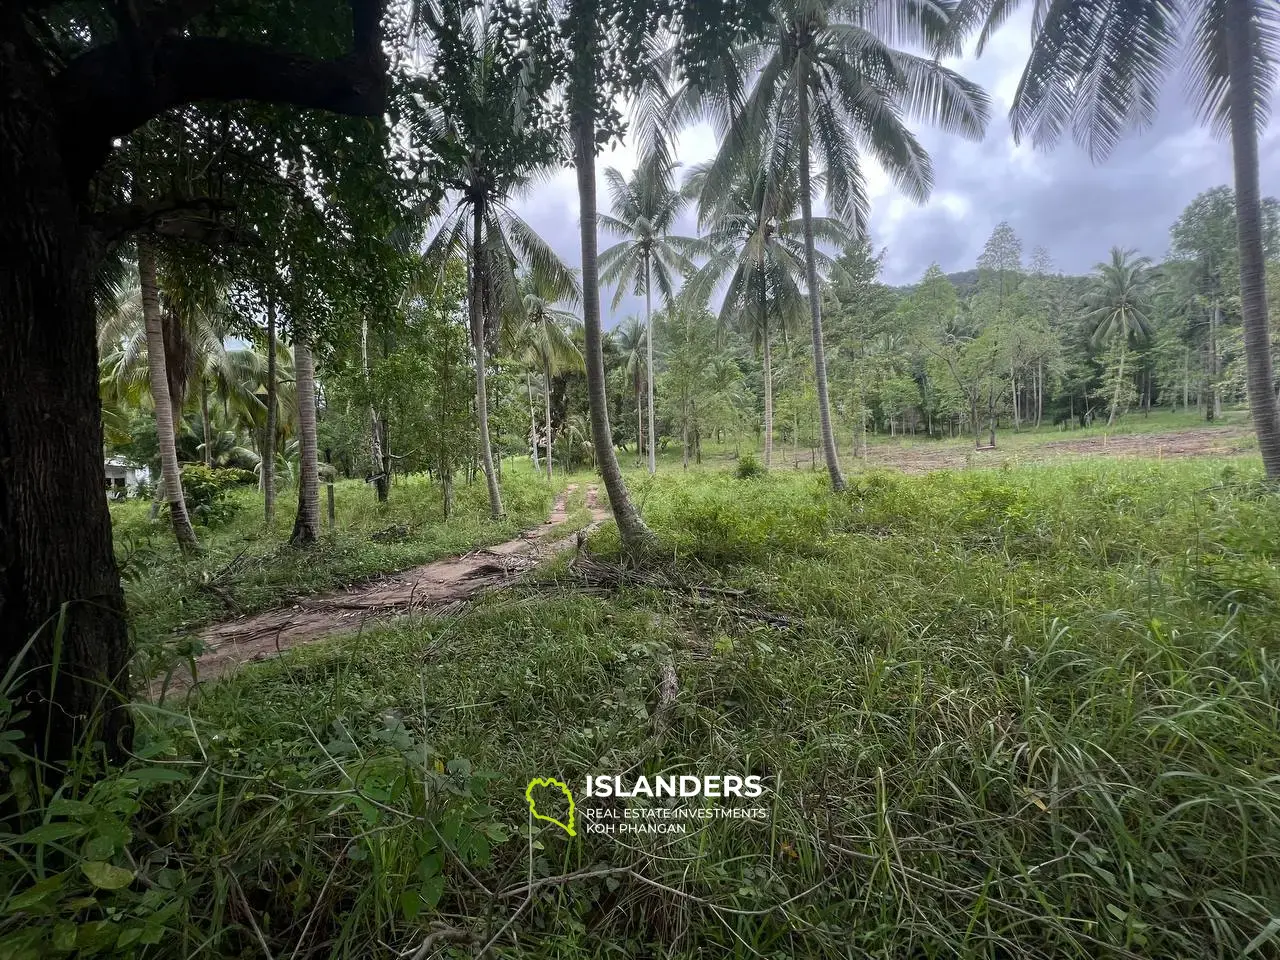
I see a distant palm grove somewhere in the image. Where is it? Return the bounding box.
[4,0,1280,955]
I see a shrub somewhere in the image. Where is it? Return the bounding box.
[734,453,766,480]
[180,465,251,527]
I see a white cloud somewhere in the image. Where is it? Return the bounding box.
[514,16,1280,309]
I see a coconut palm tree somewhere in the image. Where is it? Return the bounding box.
[599,156,698,474]
[511,270,585,481]
[704,0,989,490]
[134,243,199,551]
[563,6,661,553]
[613,316,649,463]
[951,0,1280,476]
[1083,248,1157,427]
[684,158,852,468]
[418,0,572,519]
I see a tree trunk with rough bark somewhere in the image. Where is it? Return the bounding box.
[1226,0,1280,477]
[0,31,133,766]
[140,242,199,552]
[572,107,654,550]
[290,330,320,545]
[1,0,390,773]
[796,64,845,491]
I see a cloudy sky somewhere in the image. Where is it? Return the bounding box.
[512,11,1280,326]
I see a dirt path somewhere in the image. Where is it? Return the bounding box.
[162,485,608,690]
[836,425,1256,474]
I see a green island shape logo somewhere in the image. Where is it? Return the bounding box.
[525,777,576,837]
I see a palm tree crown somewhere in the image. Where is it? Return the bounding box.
[600,153,697,473]
[1084,248,1156,348]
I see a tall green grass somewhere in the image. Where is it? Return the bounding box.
[3,458,1279,958]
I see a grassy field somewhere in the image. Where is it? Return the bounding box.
[4,421,1279,959]
[645,408,1259,477]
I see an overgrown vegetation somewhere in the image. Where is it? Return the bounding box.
[7,0,1280,956]
[4,454,1278,958]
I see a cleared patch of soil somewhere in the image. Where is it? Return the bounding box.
[848,425,1255,474]
[159,485,608,691]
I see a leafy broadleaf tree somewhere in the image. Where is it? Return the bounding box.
[1168,186,1280,420]
[951,0,1280,476]
[704,0,990,490]
[656,305,720,468]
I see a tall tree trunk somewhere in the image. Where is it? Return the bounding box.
[572,105,654,549]
[645,257,657,475]
[362,317,388,502]
[1029,363,1039,427]
[290,330,320,545]
[636,378,644,465]
[761,275,773,469]
[682,401,690,470]
[0,35,132,766]
[544,361,554,482]
[139,242,199,552]
[263,297,277,525]
[796,63,845,491]
[1108,346,1126,428]
[1183,348,1190,411]
[470,202,504,517]
[1011,361,1019,428]
[1226,0,1280,476]
[987,387,998,448]
[441,345,454,519]
[1208,299,1220,421]
[200,377,212,467]
[528,372,541,472]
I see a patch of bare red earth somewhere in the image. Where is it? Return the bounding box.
[157,484,608,693]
